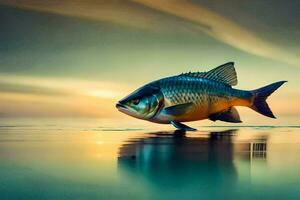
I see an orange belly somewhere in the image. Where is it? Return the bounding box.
[175,97,234,122]
[154,96,251,123]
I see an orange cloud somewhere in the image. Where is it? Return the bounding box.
[0,74,133,117]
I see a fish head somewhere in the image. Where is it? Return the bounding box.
[116,84,163,120]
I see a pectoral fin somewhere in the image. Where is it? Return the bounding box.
[163,102,194,116]
[209,107,242,123]
[170,121,197,131]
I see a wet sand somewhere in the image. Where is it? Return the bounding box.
[0,119,300,199]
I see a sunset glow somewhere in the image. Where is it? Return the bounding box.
[0,0,298,123]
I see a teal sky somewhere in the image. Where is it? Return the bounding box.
[0,0,299,119]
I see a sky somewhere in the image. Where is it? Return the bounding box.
[0,0,299,122]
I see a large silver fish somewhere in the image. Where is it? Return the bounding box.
[116,62,286,131]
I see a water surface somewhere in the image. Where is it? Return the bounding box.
[0,118,300,199]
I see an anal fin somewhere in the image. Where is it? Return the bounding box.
[209,107,242,123]
[170,121,197,131]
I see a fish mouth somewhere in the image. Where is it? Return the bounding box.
[116,102,128,111]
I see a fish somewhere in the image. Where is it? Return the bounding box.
[116,62,286,131]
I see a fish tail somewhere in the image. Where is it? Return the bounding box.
[250,81,287,118]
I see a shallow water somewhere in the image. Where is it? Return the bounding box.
[1,118,300,200]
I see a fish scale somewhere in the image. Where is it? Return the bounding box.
[158,76,235,107]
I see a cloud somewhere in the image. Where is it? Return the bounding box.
[1,0,298,65]
[0,73,133,117]
[133,0,300,66]
[0,0,190,33]
[0,73,130,98]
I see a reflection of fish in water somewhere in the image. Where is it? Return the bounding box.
[119,129,237,161]
[116,62,286,130]
[118,129,268,194]
[118,130,239,189]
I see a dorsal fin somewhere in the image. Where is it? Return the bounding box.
[180,62,238,86]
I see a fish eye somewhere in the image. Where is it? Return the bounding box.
[132,98,140,105]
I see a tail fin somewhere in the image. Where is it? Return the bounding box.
[250,81,287,118]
